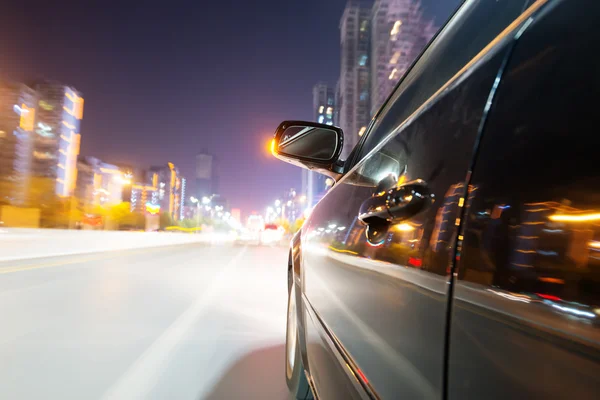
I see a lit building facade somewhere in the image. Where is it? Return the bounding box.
[339,0,372,157]
[130,183,158,214]
[33,82,83,197]
[370,0,437,114]
[149,162,182,221]
[0,81,37,205]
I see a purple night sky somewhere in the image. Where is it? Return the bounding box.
[1,0,458,214]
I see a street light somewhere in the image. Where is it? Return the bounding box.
[202,196,211,205]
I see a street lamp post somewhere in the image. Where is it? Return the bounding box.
[190,196,201,233]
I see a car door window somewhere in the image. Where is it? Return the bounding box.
[355,0,529,165]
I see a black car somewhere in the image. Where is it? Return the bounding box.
[272,0,600,399]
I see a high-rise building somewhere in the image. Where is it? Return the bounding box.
[33,81,84,197]
[370,0,437,114]
[149,162,182,221]
[302,83,337,208]
[339,0,372,157]
[0,81,37,205]
[195,152,217,200]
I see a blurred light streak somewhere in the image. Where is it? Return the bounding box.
[549,212,600,222]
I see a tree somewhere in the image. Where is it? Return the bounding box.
[159,212,174,230]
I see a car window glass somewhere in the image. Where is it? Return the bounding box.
[356,0,528,163]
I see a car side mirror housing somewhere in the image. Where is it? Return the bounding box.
[271,120,345,180]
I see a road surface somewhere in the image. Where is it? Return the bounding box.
[0,242,291,399]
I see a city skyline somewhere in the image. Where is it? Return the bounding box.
[0,0,458,214]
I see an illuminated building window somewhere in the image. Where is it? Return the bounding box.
[318,115,325,124]
[33,151,56,160]
[390,20,402,37]
[390,51,400,65]
[39,100,54,111]
[319,105,324,113]
[326,107,333,115]
[360,20,368,32]
[358,54,368,66]
[0,130,5,138]
[358,126,366,137]
[389,68,398,80]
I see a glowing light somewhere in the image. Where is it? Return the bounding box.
[38,100,54,111]
[551,304,595,319]
[304,207,313,219]
[487,289,531,303]
[326,107,333,115]
[589,241,600,249]
[538,277,565,284]
[536,293,562,301]
[328,246,357,255]
[389,51,400,65]
[275,199,281,207]
[146,203,160,215]
[390,20,402,36]
[18,104,35,131]
[358,126,366,136]
[298,195,307,203]
[318,106,324,113]
[393,223,415,232]
[408,257,422,267]
[389,68,398,80]
[270,138,276,155]
[549,212,600,222]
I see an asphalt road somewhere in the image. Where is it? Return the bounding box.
[0,242,291,400]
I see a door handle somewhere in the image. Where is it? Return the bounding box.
[358,179,432,226]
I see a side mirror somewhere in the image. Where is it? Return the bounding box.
[271,120,344,179]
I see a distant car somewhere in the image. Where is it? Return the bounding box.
[235,215,265,245]
[272,1,600,399]
[260,223,284,245]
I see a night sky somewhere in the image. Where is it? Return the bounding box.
[1,0,458,214]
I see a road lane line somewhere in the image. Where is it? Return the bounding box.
[101,246,247,400]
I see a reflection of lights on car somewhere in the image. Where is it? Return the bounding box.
[393,223,415,232]
[551,304,596,319]
[549,212,600,222]
[487,289,531,303]
[304,207,313,219]
[536,293,562,301]
[408,257,422,267]
[588,240,600,249]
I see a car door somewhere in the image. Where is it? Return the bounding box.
[448,1,600,399]
[300,1,531,398]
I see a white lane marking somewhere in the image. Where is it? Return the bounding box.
[101,246,247,400]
